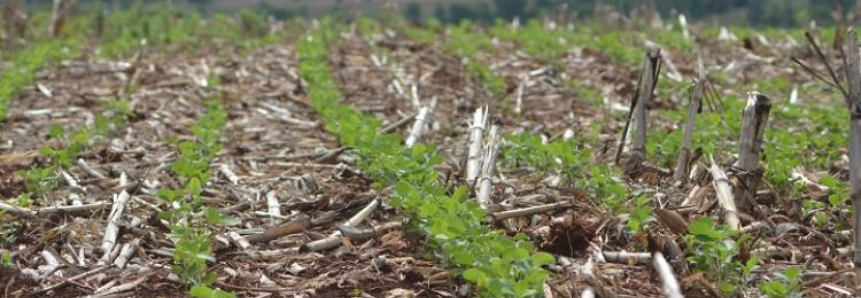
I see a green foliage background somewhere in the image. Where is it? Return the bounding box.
[25,0,859,28]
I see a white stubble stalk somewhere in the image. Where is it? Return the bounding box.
[466,107,488,184]
[476,125,499,211]
[709,156,741,230]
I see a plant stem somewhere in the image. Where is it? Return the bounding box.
[674,59,705,182]
[477,125,499,211]
[709,156,741,230]
[466,107,487,184]
[845,29,861,266]
[733,92,771,211]
[652,251,684,298]
[622,48,661,174]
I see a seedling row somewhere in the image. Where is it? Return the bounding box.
[2,3,861,298]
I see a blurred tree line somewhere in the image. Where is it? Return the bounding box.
[408,0,858,27]
[21,0,860,27]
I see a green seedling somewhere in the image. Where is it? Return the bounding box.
[23,99,133,201]
[20,167,60,197]
[189,285,236,298]
[0,39,81,120]
[156,84,232,297]
[428,21,506,97]
[0,251,12,276]
[685,217,758,295]
[0,219,23,248]
[499,132,633,217]
[758,267,803,298]
[1,251,11,267]
[299,23,553,297]
[502,133,589,182]
[801,175,851,229]
[583,165,629,213]
[626,195,651,234]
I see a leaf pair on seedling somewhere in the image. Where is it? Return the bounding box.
[157,94,234,298]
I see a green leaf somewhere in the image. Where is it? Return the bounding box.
[17,193,31,208]
[38,146,56,158]
[187,178,203,196]
[509,248,530,260]
[71,130,90,146]
[453,250,474,265]
[784,266,801,281]
[743,257,760,278]
[2,251,11,267]
[94,114,110,135]
[49,124,65,139]
[204,207,241,226]
[531,252,556,267]
[419,202,439,217]
[201,272,217,286]
[828,194,843,207]
[512,233,530,242]
[189,285,235,298]
[157,188,184,202]
[688,217,717,239]
[462,268,487,286]
[720,283,737,294]
[758,281,788,298]
[819,175,840,188]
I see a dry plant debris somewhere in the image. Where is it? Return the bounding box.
[2,5,861,298]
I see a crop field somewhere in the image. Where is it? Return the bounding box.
[2,2,861,298]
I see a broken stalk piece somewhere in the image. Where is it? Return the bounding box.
[619,48,662,174]
[77,158,106,179]
[733,92,771,212]
[405,101,435,148]
[300,198,380,252]
[49,0,72,37]
[674,58,706,182]
[708,156,741,230]
[652,251,683,298]
[378,112,417,134]
[466,107,488,184]
[101,191,132,254]
[244,214,312,243]
[602,251,651,264]
[476,125,500,211]
[492,201,573,220]
[846,30,861,266]
[338,220,403,241]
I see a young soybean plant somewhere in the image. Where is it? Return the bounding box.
[0,38,81,120]
[158,76,235,298]
[758,267,802,298]
[795,30,861,267]
[299,25,554,298]
[685,217,758,296]
[20,98,134,200]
